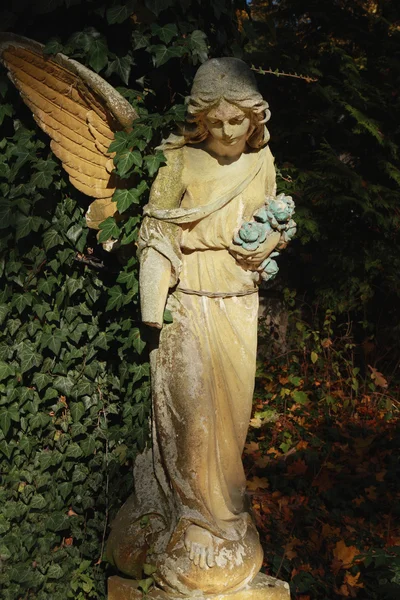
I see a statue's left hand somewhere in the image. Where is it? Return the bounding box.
[229,231,281,269]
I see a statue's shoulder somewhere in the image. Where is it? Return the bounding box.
[149,145,186,209]
[157,143,185,180]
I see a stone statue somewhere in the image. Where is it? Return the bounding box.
[0,35,293,599]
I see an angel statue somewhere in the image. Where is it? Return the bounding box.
[0,33,293,599]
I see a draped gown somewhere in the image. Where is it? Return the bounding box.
[107,141,277,595]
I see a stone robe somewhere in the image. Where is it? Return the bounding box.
[107,142,277,595]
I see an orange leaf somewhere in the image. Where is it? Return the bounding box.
[368,365,388,388]
[337,583,350,597]
[322,523,341,538]
[352,496,365,507]
[344,571,363,588]
[254,455,269,468]
[247,476,269,491]
[297,440,309,450]
[365,485,377,500]
[287,458,308,476]
[333,540,359,569]
[244,441,259,454]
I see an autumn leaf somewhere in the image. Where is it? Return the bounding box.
[333,540,359,569]
[312,469,333,492]
[284,537,300,559]
[375,470,386,482]
[368,365,388,388]
[365,485,377,500]
[352,496,365,506]
[254,455,269,468]
[344,571,363,588]
[296,440,309,450]
[322,524,341,539]
[287,458,308,476]
[247,476,269,491]
[244,441,259,454]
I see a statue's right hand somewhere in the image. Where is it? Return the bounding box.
[229,231,281,269]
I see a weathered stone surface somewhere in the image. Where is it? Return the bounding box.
[108,58,288,596]
[108,573,290,600]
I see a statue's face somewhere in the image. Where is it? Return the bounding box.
[204,99,251,147]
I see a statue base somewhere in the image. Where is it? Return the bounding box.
[108,573,290,600]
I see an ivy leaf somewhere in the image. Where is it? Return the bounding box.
[80,434,96,457]
[66,443,83,459]
[151,44,186,68]
[43,37,64,55]
[130,328,146,354]
[117,268,138,290]
[145,0,174,17]
[131,362,150,384]
[115,149,142,175]
[13,293,32,314]
[43,228,63,251]
[0,304,9,325]
[70,402,85,423]
[46,512,69,532]
[30,494,47,509]
[189,30,208,63]
[98,217,120,243]
[106,54,135,85]
[47,564,64,579]
[144,151,166,176]
[15,215,43,241]
[53,375,75,396]
[17,341,43,373]
[66,224,83,244]
[106,285,125,311]
[88,37,108,73]
[0,440,12,459]
[151,23,178,44]
[132,31,150,50]
[163,309,173,323]
[0,103,13,126]
[31,170,53,189]
[0,406,19,436]
[114,188,142,213]
[106,3,135,24]
[0,199,14,229]
[33,372,52,391]
[0,361,12,382]
[66,276,84,297]
[108,131,130,154]
[19,437,34,457]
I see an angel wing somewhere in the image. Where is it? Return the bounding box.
[0,33,138,229]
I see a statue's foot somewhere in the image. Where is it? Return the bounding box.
[184,524,219,569]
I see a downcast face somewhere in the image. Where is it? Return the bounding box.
[203,99,251,147]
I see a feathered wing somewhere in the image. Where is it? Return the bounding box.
[0,33,138,229]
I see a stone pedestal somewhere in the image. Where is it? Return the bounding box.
[108,573,291,600]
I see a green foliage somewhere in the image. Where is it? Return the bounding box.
[246,0,400,359]
[0,0,247,598]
